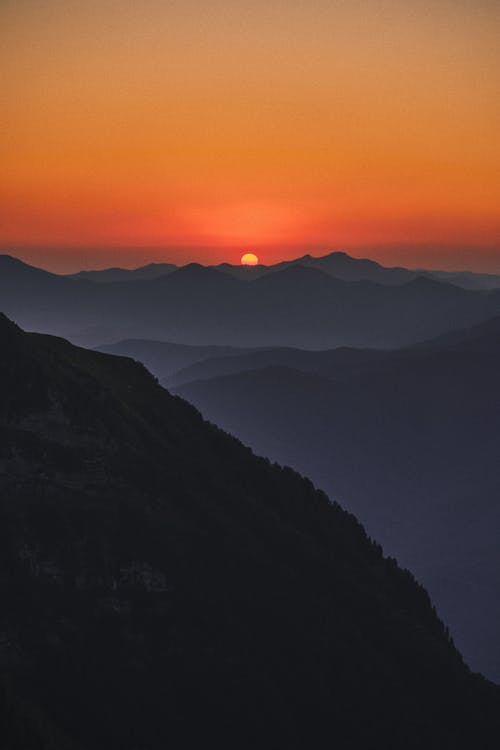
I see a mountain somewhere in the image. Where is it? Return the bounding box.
[165,345,385,387]
[266,251,415,285]
[173,317,500,681]
[2,253,500,349]
[1,312,500,748]
[96,337,383,389]
[47,250,500,289]
[69,262,177,283]
[422,268,500,291]
[96,339,259,381]
[214,252,414,284]
[414,314,500,353]
[0,254,104,341]
[213,261,270,280]
[162,316,500,387]
[241,269,500,348]
[291,251,414,284]
[215,250,500,290]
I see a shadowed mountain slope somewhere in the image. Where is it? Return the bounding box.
[174,318,500,681]
[1,313,500,748]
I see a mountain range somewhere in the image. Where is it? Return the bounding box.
[68,251,500,290]
[96,339,258,381]
[3,313,500,747]
[70,262,177,283]
[2,252,500,349]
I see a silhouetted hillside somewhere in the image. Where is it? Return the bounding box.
[215,250,500,289]
[69,262,177,283]
[174,318,500,681]
[255,251,414,285]
[96,339,258,380]
[1,312,499,748]
[54,250,500,289]
[421,268,500,291]
[166,345,384,387]
[2,253,500,348]
[415,315,500,353]
[163,317,500,386]
[0,254,103,342]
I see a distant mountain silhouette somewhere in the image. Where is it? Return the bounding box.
[96,339,259,380]
[173,317,500,681]
[289,251,413,284]
[69,262,177,283]
[3,313,500,747]
[166,345,384,387]
[161,315,500,386]
[213,261,269,280]
[2,253,500,348]
[0,254,105,343]
[214,250,500,290]
[414,314,500,352]
[56,250,500,289]
[420,268,500,291]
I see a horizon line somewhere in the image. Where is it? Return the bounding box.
[2,244,500,277]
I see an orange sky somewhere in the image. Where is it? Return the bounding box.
[1,0,500,272]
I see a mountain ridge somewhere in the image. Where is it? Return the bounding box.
[2,252,500,349]
[4,249,498,289]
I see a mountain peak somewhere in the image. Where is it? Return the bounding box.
[0,253,60,280]
[327,250,350,258]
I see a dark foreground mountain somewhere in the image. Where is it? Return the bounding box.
[2,253,500,349]
[174,317,500,681]
[1,314,499,749]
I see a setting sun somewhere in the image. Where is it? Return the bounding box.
[241,253,259,266]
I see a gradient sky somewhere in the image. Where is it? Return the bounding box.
[2,0,500,272]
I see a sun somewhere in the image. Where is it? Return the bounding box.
[240,252,259,266]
